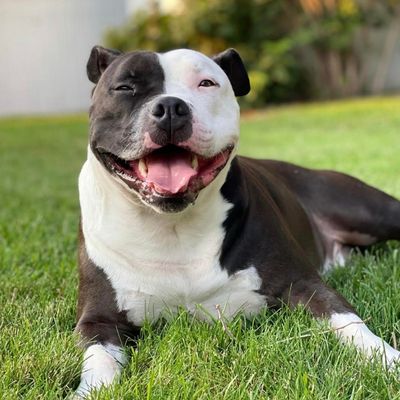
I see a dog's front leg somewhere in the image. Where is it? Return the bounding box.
[283,275,400,368]
[72,315,137,398]
[74,341,127,398]
[329,312,400,368]
[74,240,137,398]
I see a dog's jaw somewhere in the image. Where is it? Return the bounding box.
[90,142,238,214]
[95,143,236,213]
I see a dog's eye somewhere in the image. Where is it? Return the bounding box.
[115,85,134,91]
[199,79,216,88]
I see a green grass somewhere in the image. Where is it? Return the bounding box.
[1,97,400,399]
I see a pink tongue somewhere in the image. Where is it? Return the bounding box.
[146,151,197,194]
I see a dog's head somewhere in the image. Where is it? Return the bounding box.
[87,47,250,213]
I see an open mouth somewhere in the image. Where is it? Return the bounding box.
[101,144,233,198]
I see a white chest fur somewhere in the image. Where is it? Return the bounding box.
[79,152,266,326]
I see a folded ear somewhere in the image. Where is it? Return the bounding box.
[87,46,123,84]
[212,48,250,97]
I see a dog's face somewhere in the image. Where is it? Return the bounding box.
[87,47,250,213]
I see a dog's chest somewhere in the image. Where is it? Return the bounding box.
[85,226,265,326]
[109,259,264,325]
[80,161,266,325]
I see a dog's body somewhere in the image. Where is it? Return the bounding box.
[75,47,400,397]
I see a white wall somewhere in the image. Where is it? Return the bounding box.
[1,1,398,116]
[0,0,145,116]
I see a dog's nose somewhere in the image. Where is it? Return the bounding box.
[150,96,191,144]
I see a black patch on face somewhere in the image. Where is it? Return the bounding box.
[89,51,165,164]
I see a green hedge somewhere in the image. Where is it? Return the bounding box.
[105,0,397,106]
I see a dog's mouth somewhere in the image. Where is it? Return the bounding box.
[100,144,233,199]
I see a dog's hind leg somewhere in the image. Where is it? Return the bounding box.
[307,170,400,269]
[268,163,400,366]
[268,161,400,268]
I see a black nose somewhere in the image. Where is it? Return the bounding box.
[150,96,191,145]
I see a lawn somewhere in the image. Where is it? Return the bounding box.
[1,96,400,399]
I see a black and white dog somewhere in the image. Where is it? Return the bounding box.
[75,46,400,397]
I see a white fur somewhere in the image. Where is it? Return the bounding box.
[329,312,400,368]
[322,241,349,272]
[79,149,266,325]
[74,343,126,398]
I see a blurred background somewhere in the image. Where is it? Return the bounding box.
[1,0,400,115]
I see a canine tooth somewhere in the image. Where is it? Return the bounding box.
[192,155,199,170]
[139,158,148,176]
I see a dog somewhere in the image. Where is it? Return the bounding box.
[74,46,400,397]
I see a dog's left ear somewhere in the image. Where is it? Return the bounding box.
[212,48,250,97]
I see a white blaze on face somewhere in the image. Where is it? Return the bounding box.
[157,49,240,157]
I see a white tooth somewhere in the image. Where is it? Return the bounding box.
[192,155,198,170]
[138,158,148,177]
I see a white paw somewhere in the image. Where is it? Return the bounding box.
[330,312,400,370]
[74,343,126,398]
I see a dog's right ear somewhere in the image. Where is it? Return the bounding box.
[87,46,122,84]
